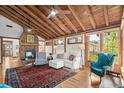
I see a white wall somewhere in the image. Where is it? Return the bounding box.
[54,38,64,54]
[45,35,85,66]
[3,38,19,57]
[45,46,52,57]
[0,15,23,38]
[66,35,85,66]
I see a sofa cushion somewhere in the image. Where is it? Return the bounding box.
[91,66,104,76]
[56,54,64,59]
[69,54,75,61]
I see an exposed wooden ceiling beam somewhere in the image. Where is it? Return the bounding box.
[103,6,109,26]
[0,10,48,39]
[9,5,54,38]
[0,7,49,39]
[43,6,72,34]
[29,5,65,36]
[57,6,78,33]
[18,5,59,37]
[3,6,51,39]
[84,5,96,29]
[67,5,86,31]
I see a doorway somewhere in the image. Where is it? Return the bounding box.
[2,41,13,57]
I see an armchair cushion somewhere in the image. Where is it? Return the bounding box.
[91,67,104,76]
[56,54,64,59]
[34,52,48,65]
[90,53,116,77]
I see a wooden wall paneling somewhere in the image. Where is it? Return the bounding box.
[84,5,96,29]
[120,7,124,66]
[119,28,123,67]
[64,36,66,52]
[100,32,104,52]
[67,5,86,31]
[84,34,90,67]
[43,6,71,34]
[29,6,65,36]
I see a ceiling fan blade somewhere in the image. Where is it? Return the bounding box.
[47,14,52,19]
[58,10,71,14]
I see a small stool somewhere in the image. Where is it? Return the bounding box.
[49,59,64,69]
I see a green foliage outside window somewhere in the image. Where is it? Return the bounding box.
[89,31,119,63]
[103,31,119,64]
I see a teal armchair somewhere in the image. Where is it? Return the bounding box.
[90,53,116,80]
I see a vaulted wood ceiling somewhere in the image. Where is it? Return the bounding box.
[0,5,123,40]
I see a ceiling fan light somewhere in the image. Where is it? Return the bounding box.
[27,28,32,32]
[50,10,57,16]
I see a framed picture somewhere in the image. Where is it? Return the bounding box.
[68,36,83,44]
[27,35,35,43]
[54,39,64,45]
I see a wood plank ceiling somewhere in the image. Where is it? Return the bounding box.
[0,5,123,40]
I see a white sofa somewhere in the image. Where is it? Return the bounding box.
[64,56,81,69]
[50,53,81,69]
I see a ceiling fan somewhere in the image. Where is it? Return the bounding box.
[47,5,71,19]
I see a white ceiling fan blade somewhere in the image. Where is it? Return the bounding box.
[47,14,52,19]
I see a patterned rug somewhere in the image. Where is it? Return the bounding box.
[5,65,76,88]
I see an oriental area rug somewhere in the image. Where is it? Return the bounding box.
[5,65,76,88]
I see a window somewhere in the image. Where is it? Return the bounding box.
[88,34,100,61]
[103,31,119,64]
[38,41,45,52]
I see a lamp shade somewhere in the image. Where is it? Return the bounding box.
[54,45,58,49]
[78,44,85,49]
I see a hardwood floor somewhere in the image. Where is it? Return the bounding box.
[0,57,101,88]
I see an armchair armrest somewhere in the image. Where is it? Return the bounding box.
[103,66,111,70]
[106,70,121,78]
[90,62,98,67]
[102,66,111,74]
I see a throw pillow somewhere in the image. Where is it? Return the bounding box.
[69,55,75,61]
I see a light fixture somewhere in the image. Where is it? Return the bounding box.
[50,9,57,16]
[58,40,63,44]
[27,28,32,32]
